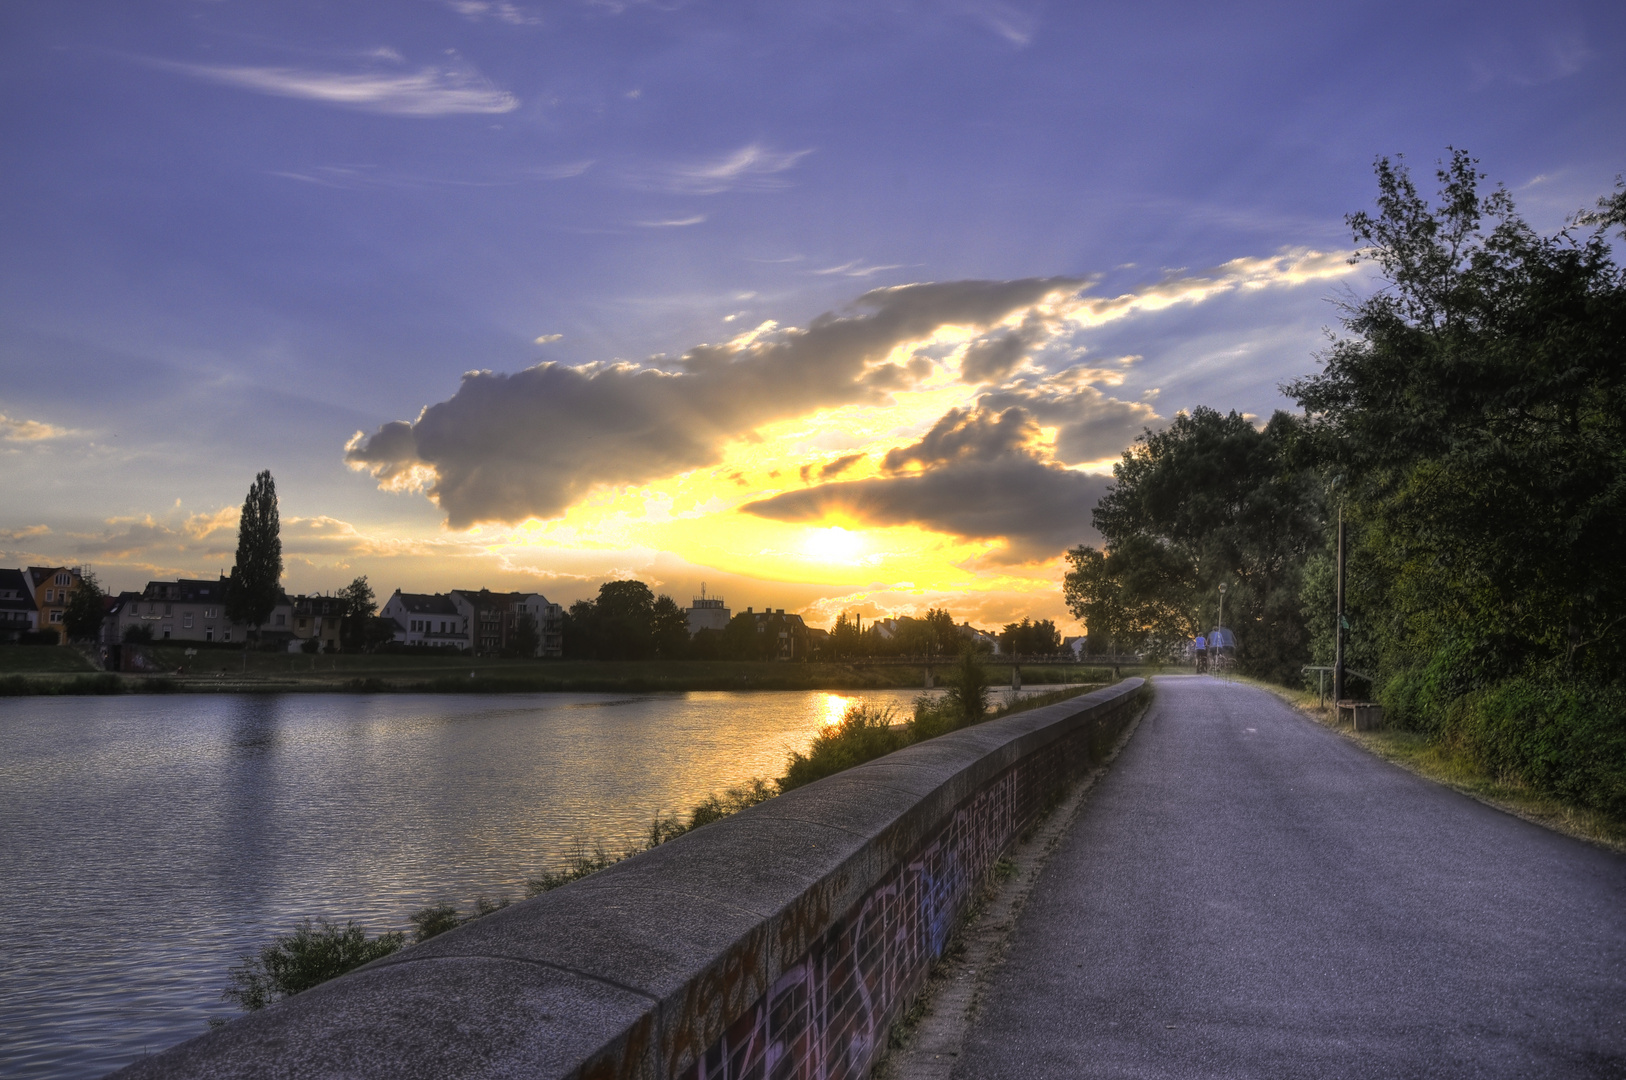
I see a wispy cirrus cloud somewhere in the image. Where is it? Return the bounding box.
[439,0,539,25]
[149,59,518,116]
[814,260,906,278]
[631,143,813,195]
[634,214,707,228]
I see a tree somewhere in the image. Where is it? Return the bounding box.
[1064,408,1324,678]
[1286,152,1626,684]
[339,576,376,652]
[63,568,106,642]
[651,595,690,658]
[506,613,540,658]
[226,470,283,641]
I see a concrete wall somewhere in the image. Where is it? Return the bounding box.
[115,679,1145,1080]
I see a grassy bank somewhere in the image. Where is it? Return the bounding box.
[0,646,1151,695]
[1237,674,1626,853]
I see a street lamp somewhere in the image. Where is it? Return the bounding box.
[1217,583,1227,631]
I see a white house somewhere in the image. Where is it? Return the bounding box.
[380,590,471,650]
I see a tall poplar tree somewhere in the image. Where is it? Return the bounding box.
[227,470,283,641]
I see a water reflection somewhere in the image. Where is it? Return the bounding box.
[0,685,1053,1079]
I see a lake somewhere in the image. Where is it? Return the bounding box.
[0,686,1044,1079]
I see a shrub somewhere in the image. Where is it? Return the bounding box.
[223,918,404,1011]
[780,702,908,792]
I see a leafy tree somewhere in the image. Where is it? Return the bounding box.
[226,470,283,641]
[1287,152,1626,684]
[339,576,376,652]
[829,612,866,659]
[652,595,690,658]
[999,617,1061,655]
[506,613,541,658]
[1065,408,1323,678]
[562,580,684,660]
[63,568,106,642]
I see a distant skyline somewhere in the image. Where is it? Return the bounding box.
[3,0,1622,630]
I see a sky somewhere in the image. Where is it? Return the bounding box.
[2,0,1622,632]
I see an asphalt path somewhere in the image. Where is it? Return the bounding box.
[954,675,1626,1079]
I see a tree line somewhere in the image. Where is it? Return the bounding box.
[1064,151,1625,816]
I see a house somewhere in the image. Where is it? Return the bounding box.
[0,568,40,642]
[1063,635,1088,658]
[115,577,292,644]
[379,591,471,650]
[448,588,564,658]
[743,606,812,660]
[100,591,141,652]
[26,566,80,643]
[290,594,346,652]
[685,588,730,636]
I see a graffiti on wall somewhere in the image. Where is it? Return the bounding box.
[572,690,1135,1080]
[673,696,1129,1080]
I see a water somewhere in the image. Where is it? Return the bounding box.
[0,686,1045,1079]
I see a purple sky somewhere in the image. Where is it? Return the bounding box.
[2,0,1621,621]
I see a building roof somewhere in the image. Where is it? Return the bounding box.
[389,591,460,616]
[0,569,38,611]
[139,578,232,604]
[26,566,74,590]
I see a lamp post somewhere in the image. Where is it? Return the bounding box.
[1217,583,1227,631]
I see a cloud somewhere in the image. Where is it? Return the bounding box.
[534,333,564,344]
[742,459,1109,563]
[439,0,539,24]
[977,369,1159,464]
[347,276,1084,527]
[744,399,1141,563]
[0,412,70,442]
[633,143,813,195]
[346,250,1350,530]
[953,0,1038,46]
[814,260,906,278]
[635,214,707,228]
[152,60,518,116]
[820,453,865,479]
[959,309,1049,382]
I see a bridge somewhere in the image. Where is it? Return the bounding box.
[114,677,1625,1079]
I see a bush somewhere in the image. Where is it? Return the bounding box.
[122,625,154,644]
[1444,678,1626,818]
[910,652,991,739]
[780,702,908,791]
[223,918,404,1011]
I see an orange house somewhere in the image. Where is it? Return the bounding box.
[27,566,81,644]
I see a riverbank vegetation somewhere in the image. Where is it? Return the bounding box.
[215,667,1119,1016]
[0,648,1132,695]
[1066,152,1626,819]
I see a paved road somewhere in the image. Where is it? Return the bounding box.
[954,676,1626,1079]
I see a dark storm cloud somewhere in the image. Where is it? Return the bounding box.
[977,367,1159,464]
[741,457,1109,563]
[742,401,1115,562]
[959,311,1048,383]
[820,454,865,479]
[345,277,1083,527]
[881,406,1037,471]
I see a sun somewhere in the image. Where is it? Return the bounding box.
[801,526,865,565]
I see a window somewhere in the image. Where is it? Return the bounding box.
[45,589,54,602]
[183,614,193,629]
[162,628,171,639]
[223,630,232,642]
[205,631,213,641]
[50,610,63,623]
[165,604,172,615]
[275,614,285,626]
[55,573,69,586]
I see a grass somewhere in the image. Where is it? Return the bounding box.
[1236,673,1626,854]
[0,646,98,674]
